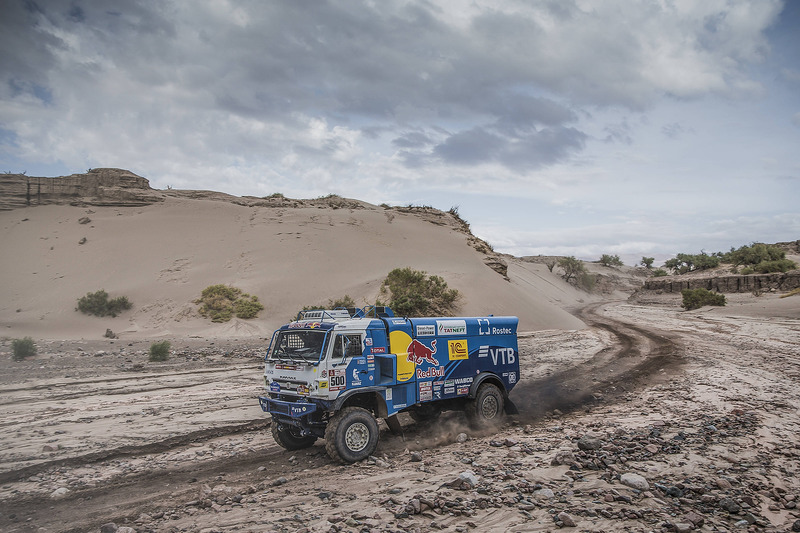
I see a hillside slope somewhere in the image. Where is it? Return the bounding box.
[0,193,588,340]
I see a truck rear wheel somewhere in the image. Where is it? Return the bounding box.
[325,406,379,463]
[466,383,504,427]
[271,421,317,450]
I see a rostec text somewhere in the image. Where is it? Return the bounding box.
[492,327,512,335]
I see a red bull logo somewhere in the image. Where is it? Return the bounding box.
[406,339,438,365]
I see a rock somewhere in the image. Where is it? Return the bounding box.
[42,444,56,452]
[620,473,649,491]
[410,451,422,462]
[456,433,468,443]
[533,488,555,499]
[684,511,705,527]
[271,477,288,486]
[50,487,70,499]
[792,519,800,531]
[716,478,733,490]
[458,470,479,487]
[557,511,577,527]
[673,522,693,533]
[117,528,136,533]
[719,497,741,513]
[551,450,576,466]
[99,524,118,533]
[577,435,602,451]
[644,444,660,454]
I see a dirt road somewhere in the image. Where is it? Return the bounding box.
[1,299,798,532]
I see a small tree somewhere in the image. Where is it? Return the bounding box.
[641,257,655,269]
[599,254,623,267]
[558,256,585,283]
[149,341,171,362]
[12,337,37,361]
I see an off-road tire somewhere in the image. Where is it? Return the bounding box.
[325,406,379,463]
[465,383,504,427]
[271,420,317,450]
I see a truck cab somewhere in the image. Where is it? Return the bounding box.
[259,306,519,463]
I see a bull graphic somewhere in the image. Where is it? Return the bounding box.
[406,339,438,365]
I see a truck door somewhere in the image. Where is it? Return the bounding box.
[330,333,372,390]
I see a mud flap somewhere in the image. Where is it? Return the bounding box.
[504,396,519,415]
[385,414,404,440]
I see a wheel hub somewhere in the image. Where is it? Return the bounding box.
[344,422,369,452]
[481,396,499,419]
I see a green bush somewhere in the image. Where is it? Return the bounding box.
[149,340,171,362]
[12,337,37,361]
[641,257,655,269]
[751,259,797,274]
[664,253,720,274]
[724,243,786,266]
[195,285,264,322]
[652,268,668,277]
[599,254,623,267]
[76,290,132,317]
[681,288,726,310]
[380,268,460,317]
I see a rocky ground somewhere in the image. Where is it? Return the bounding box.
[1,296,799,533]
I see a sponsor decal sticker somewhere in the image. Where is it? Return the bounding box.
[509,372,517,384]
[275,364,299,370]
[416,324,436,336]
[329,369,346,391]
[371,346,386,354]
[319,380,328,389]
[365,337,373,346]
[269,381,281,393]
[448,339,468,360]
[457,386,470,395]
[437,319,467,335]
[406,339,438,365]
[416,366,445,379]
[444,387,455,395]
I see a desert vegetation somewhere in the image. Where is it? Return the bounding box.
[379,267,460,317]
[11,337,37,361]
[558,256,596,291]
[599,254,623,267]
[76,290,132,317]
[148,340,171,362]
[195,285,264,322]
[662,243,797,275]
[681,288,727,310]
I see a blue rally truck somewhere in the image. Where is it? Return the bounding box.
[259,306,519,463]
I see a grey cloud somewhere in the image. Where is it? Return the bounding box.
[432,125,586,170]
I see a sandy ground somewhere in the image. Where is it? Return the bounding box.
[1,294,798,533]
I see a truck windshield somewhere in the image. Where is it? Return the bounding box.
[269,330,330,364]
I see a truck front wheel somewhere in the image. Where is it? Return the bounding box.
[271,421,318,450]
[466,383,504,427]
[325,406,379,463]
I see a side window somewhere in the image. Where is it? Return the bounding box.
[331,334,363,361]
[345,334,362,357]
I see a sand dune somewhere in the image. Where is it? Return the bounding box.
[0,195,587,340]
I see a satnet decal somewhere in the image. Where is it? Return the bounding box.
[437,319,466,336]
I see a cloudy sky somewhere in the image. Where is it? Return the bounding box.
[2,0,799,263]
